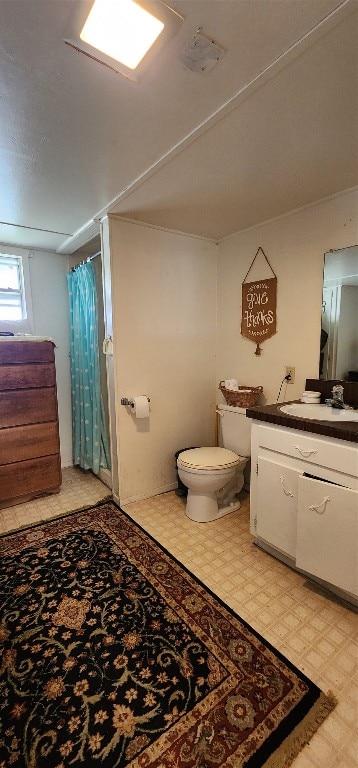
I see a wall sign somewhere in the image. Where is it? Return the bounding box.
[241,247,277,356]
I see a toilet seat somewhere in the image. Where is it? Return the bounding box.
[178,447,240,470]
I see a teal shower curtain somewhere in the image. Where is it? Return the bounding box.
[67,261,110,474]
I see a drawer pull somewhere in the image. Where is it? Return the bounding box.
[280,476,294,498]
[309,496,330,515]
[293,445,318,458]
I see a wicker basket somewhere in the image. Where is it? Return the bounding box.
[219,382,263,408]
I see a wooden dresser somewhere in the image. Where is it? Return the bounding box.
[0,340,62,507]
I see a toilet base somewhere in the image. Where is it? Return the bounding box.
[185,490,241,523]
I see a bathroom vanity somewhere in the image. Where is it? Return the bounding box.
[247,401,358,605]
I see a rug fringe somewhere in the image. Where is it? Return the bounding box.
[263,690,338,768]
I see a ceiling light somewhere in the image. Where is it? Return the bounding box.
[80,0,164,70]
[65,0,183,81]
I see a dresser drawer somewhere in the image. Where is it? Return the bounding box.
[255,424,357,476]
[0,341,55,364]
[0,455,61,502]
[0,363,56,391]
[0,422,60,465]
[0,388,57,428]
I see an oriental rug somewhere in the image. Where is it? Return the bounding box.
[0,500,336,768]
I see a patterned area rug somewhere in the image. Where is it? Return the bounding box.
[0,500,336,768]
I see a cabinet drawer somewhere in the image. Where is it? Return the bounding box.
[0,341,55,364]
[0,388,57,428]
[0,422,59,465]
[0,363,55,391]
[255,424,357,477]
[0,455,62,502]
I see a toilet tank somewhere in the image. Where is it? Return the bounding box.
[217,404,251,457]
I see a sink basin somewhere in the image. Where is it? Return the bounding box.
[279,403,358,421]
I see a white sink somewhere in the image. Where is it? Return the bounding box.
[279,403,358,421]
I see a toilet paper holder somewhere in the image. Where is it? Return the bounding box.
[121,396,150,406]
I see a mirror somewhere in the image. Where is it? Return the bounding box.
[320,245,358,381]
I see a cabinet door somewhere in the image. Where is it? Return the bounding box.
[256,456,301,558]
[297,475,358,597]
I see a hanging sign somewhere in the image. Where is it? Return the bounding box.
[241,248,277,356]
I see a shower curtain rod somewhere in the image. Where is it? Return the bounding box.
[70,250,101,272]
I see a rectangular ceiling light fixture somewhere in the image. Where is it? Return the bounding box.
[81,0,164,70]
[65,0,183,81]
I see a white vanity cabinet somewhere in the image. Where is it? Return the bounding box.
[250,422,358,602]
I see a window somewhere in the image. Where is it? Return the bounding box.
[0,255,26,321]
[0,252,33,333]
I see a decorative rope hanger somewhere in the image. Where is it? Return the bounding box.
[241,247,278,356]
[242,247,277,284]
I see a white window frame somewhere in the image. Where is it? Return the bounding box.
[0,250,34,335]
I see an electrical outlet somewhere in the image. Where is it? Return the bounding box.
[285,366,295,383]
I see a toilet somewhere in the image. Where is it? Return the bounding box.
[177,405,251,522]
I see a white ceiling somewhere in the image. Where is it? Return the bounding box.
[0,0,357,254]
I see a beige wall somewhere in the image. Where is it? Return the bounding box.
[108,219,217,503]
[217,190,358,405]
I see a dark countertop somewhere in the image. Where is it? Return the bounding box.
[246,402,358,443]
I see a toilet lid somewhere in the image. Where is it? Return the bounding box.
[178,447,240,469]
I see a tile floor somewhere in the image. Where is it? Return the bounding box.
[0,466,111,534]
[0,467,357,768]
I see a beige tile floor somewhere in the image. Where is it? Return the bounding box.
[0,466,111,533]
[1,467,357,768]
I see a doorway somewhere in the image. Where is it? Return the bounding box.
[68,237,112,489]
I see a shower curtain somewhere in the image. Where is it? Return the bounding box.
[67,261,110,474]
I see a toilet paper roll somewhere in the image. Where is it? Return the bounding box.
[130,395,150,419]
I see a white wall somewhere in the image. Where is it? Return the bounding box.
[217,190,358,404]
[0,245,72,467]
[108,219,217,504]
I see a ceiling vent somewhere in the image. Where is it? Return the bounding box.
[179,30,225,74]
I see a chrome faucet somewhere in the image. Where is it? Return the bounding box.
[332,384,344,407]
[325,384,351,409]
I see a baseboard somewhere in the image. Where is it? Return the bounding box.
[120,482,177,506]
[61,459,74,469]
[98,467,112,489]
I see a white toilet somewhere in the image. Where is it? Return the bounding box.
[177,405,251,523]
